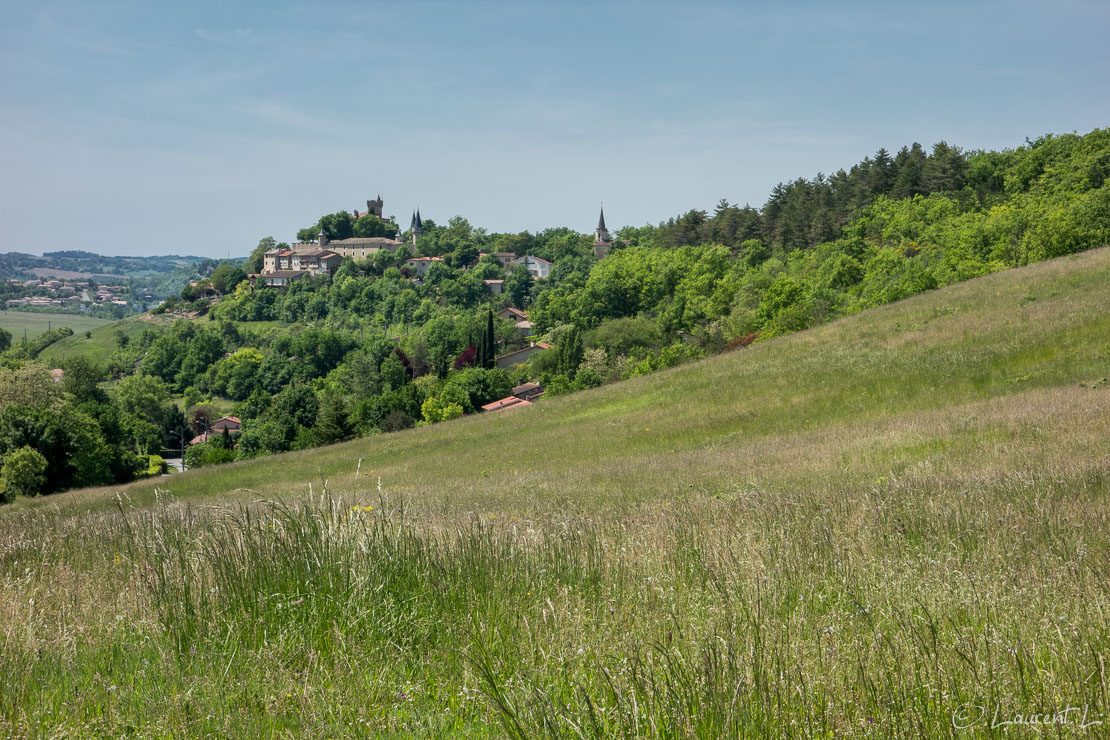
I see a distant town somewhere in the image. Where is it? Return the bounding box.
[4,277,135,309]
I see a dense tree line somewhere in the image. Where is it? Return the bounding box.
[655,141,974,253]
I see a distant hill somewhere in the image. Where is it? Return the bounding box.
[0,251,206,281]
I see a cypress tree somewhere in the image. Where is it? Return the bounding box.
[558,326,583,379]
[484,308,496,369]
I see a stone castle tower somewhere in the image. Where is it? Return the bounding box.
[365,195,384,219]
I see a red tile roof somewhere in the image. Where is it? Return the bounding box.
[211,416,241,430]
[480,396,533,412]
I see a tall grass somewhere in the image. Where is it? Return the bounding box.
[3,470,1107,736]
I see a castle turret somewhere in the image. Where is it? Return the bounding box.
[317,227,327,247]
[411,209,424,246]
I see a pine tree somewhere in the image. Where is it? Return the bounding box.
[315,394,351,445]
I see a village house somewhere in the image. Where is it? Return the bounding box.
[261,270,305,288]
[483,279,504,294]
[210,416,241,433]
[511,382,544,401]
[496,306,533,336]
[189,416,241,445]
[480,396,533,412]
[405,256,443,277]
[512,255,553,280]
[496,306,528,322]
[494,341,553,369]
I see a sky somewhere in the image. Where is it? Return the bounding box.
[0,0,1107,258]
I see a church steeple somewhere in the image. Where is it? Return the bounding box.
[594,206,610,244]
[594,205,611,259]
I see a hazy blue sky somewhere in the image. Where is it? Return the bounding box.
[1,0,1107,257]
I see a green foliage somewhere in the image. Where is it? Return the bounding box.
[557,326,584,378]
[4,326,74,360]
[314,393,352,445]
[352,214,398,239]
[138,454,166,478]
[0,363,64,413]
[209,263,247,294]
[60,355,106,402]
[441,367,512,413]
[0,404,112,493]
[246,237,277,274]
[504,265,534,308]
[0,445,47,500]
[380,409,414,433]
[184,440,237,469]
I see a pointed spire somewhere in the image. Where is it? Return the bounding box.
[597,205,607,232]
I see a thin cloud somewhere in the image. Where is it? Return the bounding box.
[33,8,136,57]
[195,27,259,45]
[238,100,355,138]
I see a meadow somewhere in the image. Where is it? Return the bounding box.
[0,310,113,342]
[35,313,170,366]
[2,248,1109,737]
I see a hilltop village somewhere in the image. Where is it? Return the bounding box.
[253,197,613,287]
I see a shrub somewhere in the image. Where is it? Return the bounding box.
[1,446,48,501]
[183,441,237,470]
[381,410,414,433]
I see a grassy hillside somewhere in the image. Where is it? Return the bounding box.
[36,312,174,365]
[0,310,113,342]
[38,312,289,367]
[3,248,1109,736]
